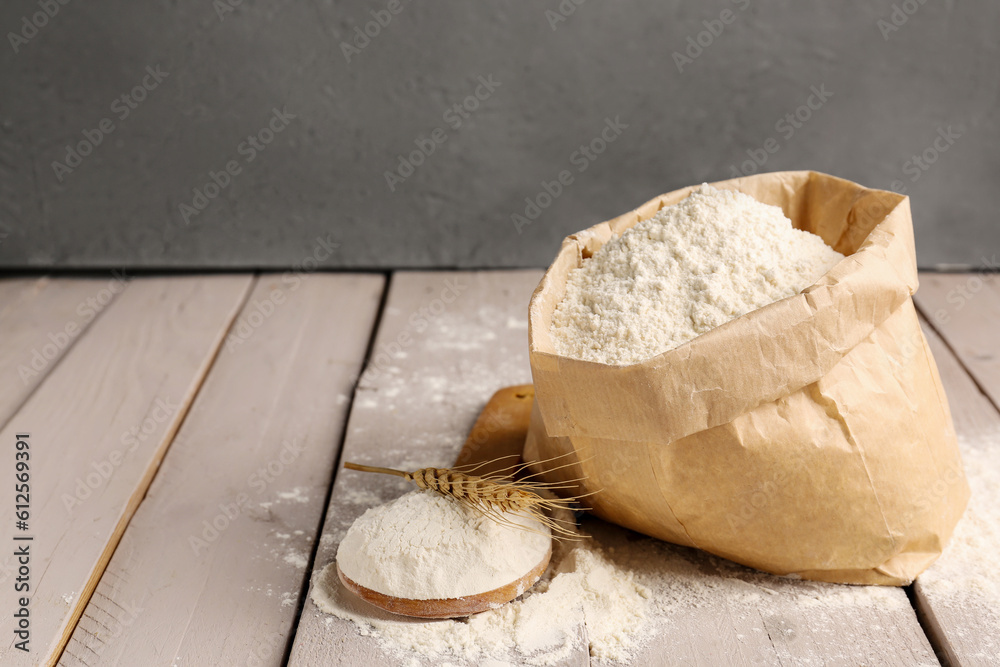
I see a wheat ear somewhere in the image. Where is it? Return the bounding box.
[343,457,593,540]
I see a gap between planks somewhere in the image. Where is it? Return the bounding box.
[912,279,1000,666]
[285,271,566,667]
[58,273,384,666]
[50,276,256,667]
[914,274,1000,415]
[278,272,393,667]
[0,276,125,432]
[0,275,255,666]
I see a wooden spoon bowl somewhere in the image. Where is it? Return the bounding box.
[337,545,552,619]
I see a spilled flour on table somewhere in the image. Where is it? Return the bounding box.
[284,550,308,569]
[310,515,918,665]
[313,533,652,665]
[277,487,310,504]
[341,486,387,507]
[917,435,1000,659]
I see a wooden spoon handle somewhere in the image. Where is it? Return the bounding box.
[454,384,534,476]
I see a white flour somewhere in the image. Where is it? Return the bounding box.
[917,436,1000,658]
[284,550,308,569]
[312,515,920,665]
[551,185,844,364]
[337,490,551,600]
[315,531,653,665]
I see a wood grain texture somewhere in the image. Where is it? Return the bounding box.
[288,270,937,666]
[914,273,1000,409]
[286,270,584,666]
[0,275,252,666]
[912,312,1000,665]
[0,276,124,426]
[57,274,384,667]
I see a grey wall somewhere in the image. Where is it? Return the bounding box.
[0,0,997,270]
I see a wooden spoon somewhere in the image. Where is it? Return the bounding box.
[338,384,548,619]
[454,384,535,476]
[337,544,551,619]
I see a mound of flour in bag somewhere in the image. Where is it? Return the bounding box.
[551,185,844,364]
[337,490,551,599]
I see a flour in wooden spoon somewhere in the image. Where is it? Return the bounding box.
[551,185,844,364]
[337,490,551,600]
[315,534,653,665]
[313,512,913,665]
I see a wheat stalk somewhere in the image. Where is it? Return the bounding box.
[342,455,594,540]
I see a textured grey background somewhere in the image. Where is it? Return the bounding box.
[0,0,997,270]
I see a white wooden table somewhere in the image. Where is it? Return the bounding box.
[0,271,996,666]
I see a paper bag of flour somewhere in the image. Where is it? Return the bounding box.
[523,170,969,585]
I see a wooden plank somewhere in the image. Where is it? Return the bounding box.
[58,274,385,667]
[595,531,935,667]
[0,275,253,666]
[914,272,1000,408]
[0,276,34,311]
[912,312,1000,665]
[288,270,936,667]
[0,275,125,425]
[287,270,578,666]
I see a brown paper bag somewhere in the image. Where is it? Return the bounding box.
[523,170,969,586]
